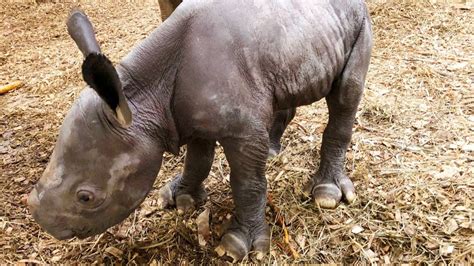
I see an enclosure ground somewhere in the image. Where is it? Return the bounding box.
[1,0,473,264]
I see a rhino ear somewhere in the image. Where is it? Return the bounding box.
[82,53,132,126]
[67,9,132,126]
[67,9,101,57]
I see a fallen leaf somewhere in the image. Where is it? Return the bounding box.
[105,246,123,260]
[447,62,468,71]
[435,194,450,206]
[20,195,28,205]
[364,249,379,263]
[443,218,459,235]
[351,225,364,234]
[459,221,473,230]
[455,205,467,211]
[434,166,459,178]
[451,3,474,9]
[114,224,129,239]
[404,224,416,236]
[413,119,430,129]
[14,177,26,183]
[462,143,474,152]
[50,255,61,263]
[425,239,440,250]
[295,233,306,249]
[196,208,210,246]
[439,244,454,256]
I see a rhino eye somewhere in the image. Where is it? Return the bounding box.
[77,190,95,204]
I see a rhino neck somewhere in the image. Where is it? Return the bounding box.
[116,15,190,155]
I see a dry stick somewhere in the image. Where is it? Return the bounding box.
[0,81,23,95]
[370,152,398,166]
[267,194,300,259]
[89,232,106,251]
[293,122,310,134]
[17,259,43,264]
[138,236,175,250]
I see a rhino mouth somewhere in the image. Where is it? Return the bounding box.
[30,208,96,240]
[45,228,75,240]
[45,226,96,240]
[74,228,95,239]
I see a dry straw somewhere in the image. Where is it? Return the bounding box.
[0,0,472,264]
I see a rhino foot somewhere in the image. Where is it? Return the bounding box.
[304,172,356,209]
[157,174,207,213]
[267,143,281,159]
[215,217,270,262]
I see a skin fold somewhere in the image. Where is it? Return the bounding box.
[28,0,373,261]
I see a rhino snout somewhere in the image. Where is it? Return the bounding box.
[28,186,77,240]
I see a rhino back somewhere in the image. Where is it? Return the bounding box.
[172,0,368,139]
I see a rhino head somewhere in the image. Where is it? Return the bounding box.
[27,10,165,240]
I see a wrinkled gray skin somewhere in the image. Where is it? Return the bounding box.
[28,0,372,261]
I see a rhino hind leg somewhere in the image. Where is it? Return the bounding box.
[157,138,215,213]
[268,108,296,158]
[305,20,372,209]
[215,133,270,261]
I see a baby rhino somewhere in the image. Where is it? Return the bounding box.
[28,0,372,261]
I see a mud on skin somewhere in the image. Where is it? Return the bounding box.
[28,0,373,262]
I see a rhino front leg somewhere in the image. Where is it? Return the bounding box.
[157,138,215,213]
[268,108,296,157]
[216,134,270,261]
[306,20,372,208]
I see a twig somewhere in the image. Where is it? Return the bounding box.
[137,235,175,249]
[267,194,300,259]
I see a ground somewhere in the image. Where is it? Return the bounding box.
[0,0,473,264]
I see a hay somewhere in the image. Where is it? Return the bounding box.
[1,0,472,264]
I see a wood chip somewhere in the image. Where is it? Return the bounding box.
[105,246,123,260]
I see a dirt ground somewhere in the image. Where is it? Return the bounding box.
[1,0,473,264]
